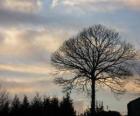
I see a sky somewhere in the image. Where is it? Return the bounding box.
[0,0,140,114]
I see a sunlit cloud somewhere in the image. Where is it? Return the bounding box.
[0,64,54,75]
[0,27,66,58]
[8,87,35,94]
[0,29,34,56]
[0,78,53,94]
[125,78,140,94]
[124,0,140,8]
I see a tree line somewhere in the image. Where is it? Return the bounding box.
[0,90,121,116]
[0,92,76,116]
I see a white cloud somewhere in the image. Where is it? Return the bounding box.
[52,0,60,7]
[52,0,140,12]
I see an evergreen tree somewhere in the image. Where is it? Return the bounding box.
[31,93,43,116]
[21,95,30,116]
[10,95,21,116]
[46,97,60,116]
[42,97,51,116]
[0,100,10,116]
[60,93,76,116]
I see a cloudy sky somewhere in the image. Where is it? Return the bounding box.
[0,0,140,114]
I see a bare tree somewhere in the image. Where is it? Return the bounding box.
[51,24,136,115]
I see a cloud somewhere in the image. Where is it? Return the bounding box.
[0,8,47,27]
[0,26,78,70]
[74,100,87,113]
[52,0,140,12]
[0,26,66,95]
[51,0,119,12]
[125,79,140,95]
[0,0,42,13]
[0,27,66,59]
[0,0,46,27]
[0,64,54,75]
[124,0,140,8]
[19,28,66,53]
[0,28,35,56]
[0,77,59,95]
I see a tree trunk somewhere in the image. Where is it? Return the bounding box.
[91,79,96,116]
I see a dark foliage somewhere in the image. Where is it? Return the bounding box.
[0,93,76,116]
[0,88,9,116]
[10,95,21,116]
[60,93,76,116]
[0,88,122,116]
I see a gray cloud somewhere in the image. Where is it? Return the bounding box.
[0,70,48,78]
[0,8,47,27]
